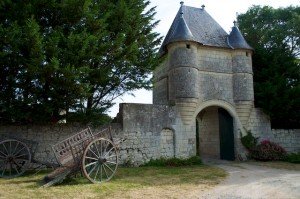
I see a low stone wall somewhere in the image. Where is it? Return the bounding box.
[247,109,300,153]
[0,104,177,167]
[0,124,115,165]
[272,129,300,153]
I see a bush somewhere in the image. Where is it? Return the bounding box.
[240,130,259,150]
[251,140,287,161]
[143,156,202,167]
[284,153,300,164]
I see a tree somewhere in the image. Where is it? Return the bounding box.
[238,6,300,128]
[0,0,161,124]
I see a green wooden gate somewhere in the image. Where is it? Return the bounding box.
[218,108,235,160]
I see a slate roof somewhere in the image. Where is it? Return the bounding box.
[227,24,253,50]
[168,13,195,43]
[159,5,252,54]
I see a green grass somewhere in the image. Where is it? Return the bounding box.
[0,165,226,199]
[142,156,202,167]
[284,153,300,164]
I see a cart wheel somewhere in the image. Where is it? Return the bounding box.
[82,138,118,183]
[0,139,31,178]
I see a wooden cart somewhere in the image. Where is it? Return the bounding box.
[0,127,119,187]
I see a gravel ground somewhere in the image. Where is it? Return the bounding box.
[190,160,300,199]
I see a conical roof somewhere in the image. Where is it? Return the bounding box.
[159,4,253,54]
[228,22,253,50]
[168,13,194,43]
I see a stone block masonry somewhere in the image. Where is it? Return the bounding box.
[0,103,179,166]
[272,129,300,153]
[197,107,220,158]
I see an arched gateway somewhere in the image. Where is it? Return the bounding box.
[113,2,273,165]
[152,2,257,160]
[194,100,241,160]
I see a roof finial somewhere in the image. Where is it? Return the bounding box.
[233,20,237,27]
[201,5,205,10]
[180,1,184,18]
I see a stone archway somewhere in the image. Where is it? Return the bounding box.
[194,100,240,160]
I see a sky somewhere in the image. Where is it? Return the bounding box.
[107,0,300,117]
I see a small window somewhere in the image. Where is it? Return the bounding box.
[186,44,191,49]
[246,52,249,57]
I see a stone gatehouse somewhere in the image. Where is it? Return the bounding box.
[1,3,299,166]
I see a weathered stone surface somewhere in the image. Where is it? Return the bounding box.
[169,67,199,99]
[169,44,197,68]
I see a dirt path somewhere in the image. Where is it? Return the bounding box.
[190,160,300,199]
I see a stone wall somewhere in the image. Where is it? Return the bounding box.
[118,103,176,165]
[0,103,179,167]
[0,124,98,165]
[272,129,300,153]
[247,108,300,153]
[247,108,272,138]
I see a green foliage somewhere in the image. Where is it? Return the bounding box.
[240,130,259,150]
[0,0,161,124]
[284,153,300,164]
[241,131,287,161]
[238,6,300,128]
[251,140,287,161]
[143,156,202,167]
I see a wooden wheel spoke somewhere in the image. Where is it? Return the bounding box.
[85,156,98,161]
[9,141,12,155]
[106,161,117,165]
[1,163,7,176]
[13,146,26,156]
[1,143,9,155]
[106,154,117,160]
[9,163,13,176]
[14,153,28,158]
[102,164,109,179]
[0,154,6,159]
[85,161,97,168]
[94,141,101,157]
[103,163,114,173]
[103,147,114,158]
[88,162,98,176]
[88,148,99,158]
[14,158,29,162]
[12,141,19,156]
[100,164,103,181]
[12,160,22,169]
[93,164,100,181]
[12,165,20,175]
